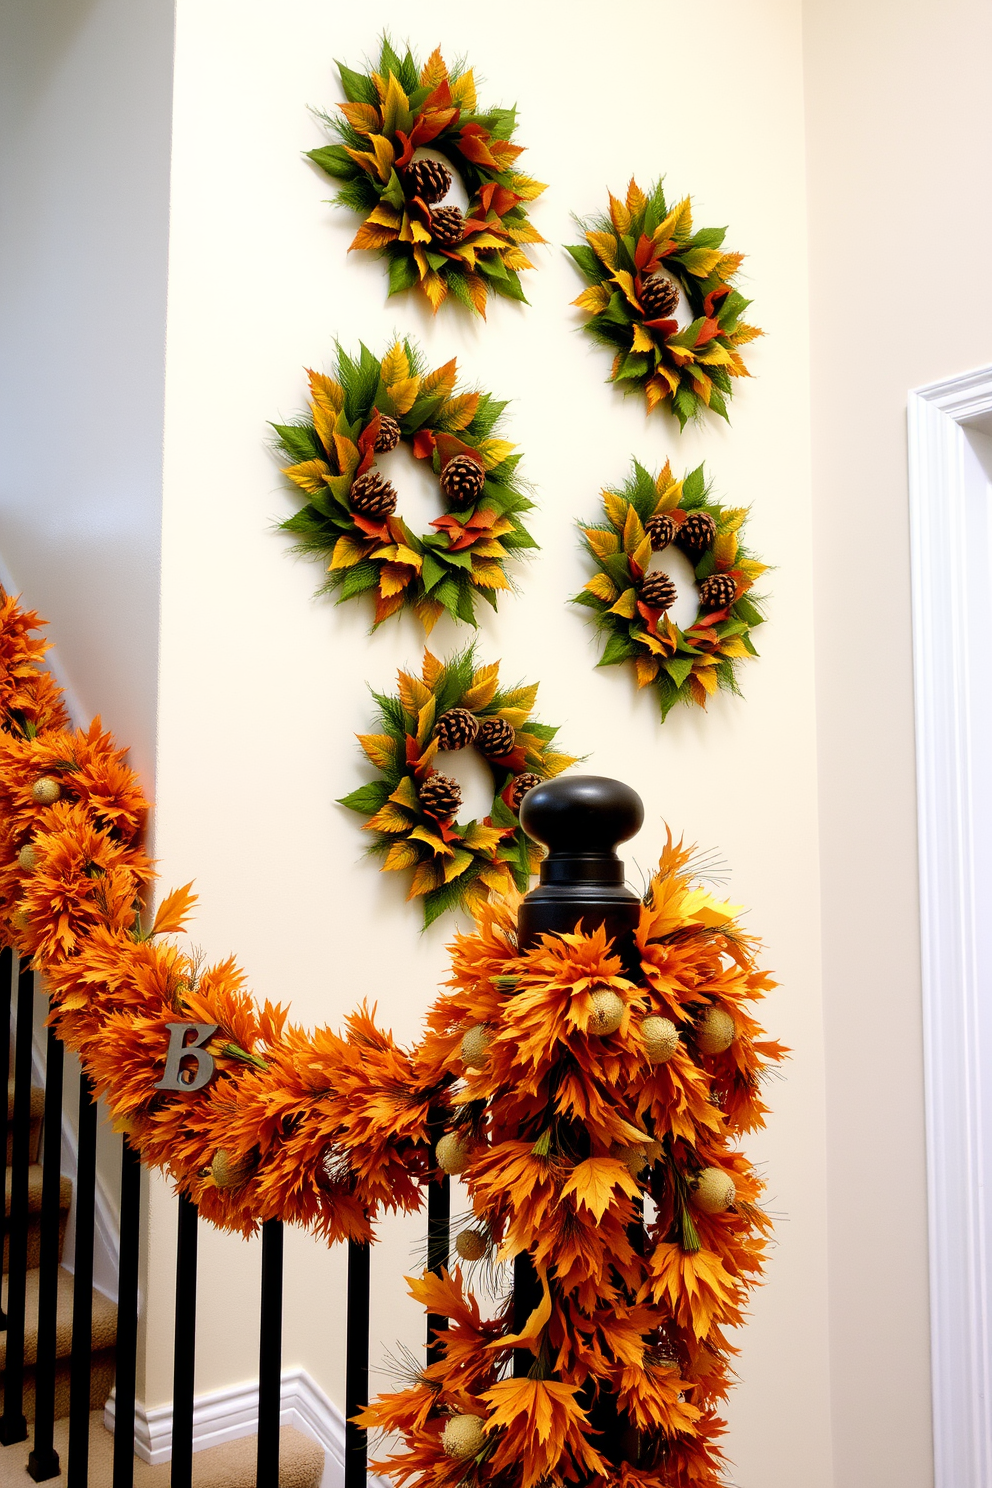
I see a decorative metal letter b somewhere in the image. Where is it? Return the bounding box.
[154,1023,219,1093]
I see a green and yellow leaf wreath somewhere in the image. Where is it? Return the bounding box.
[340,648,577,927]
[574,461,768,720]
[308,37,546,315]
[567,178,762,428]
[274,339,536,631]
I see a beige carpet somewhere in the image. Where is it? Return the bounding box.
[0,1412,325,1487]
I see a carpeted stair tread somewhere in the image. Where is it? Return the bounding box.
[4,1165,72,1218]
[0,1412,324,1487]
[6,1082,45,1124]
[0,1266,117,1368]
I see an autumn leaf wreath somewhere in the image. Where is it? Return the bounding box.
[341,648,576,928]
[574,460,768,719]
[567,178,762,428]
[308,37,545,315]
[274,339,536,631]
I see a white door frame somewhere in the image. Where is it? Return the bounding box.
[909,365,992,1488]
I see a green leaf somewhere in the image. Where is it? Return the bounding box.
[271,422,322,463]
[663,656,694,689]
[421,553,446,593]
[338,561,378,598]
[307,144,358,179]
[564,243,601,281]
[733,595,763,626]
[338,781,391,814]
[489,269,528,304]
[337,62,379,105]
[387,252,418,297]
[598,632,637,667]
[381,168,406,211]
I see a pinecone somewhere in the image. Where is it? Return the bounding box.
[374,414,401,453]
[698,572,737,612]
[405,158,452,205]
[645,513,676,551]
[640,571,677,612]
[430,205,464,247]
[676,510,716,558]
[419,772,463,822]
[440,454,485,506]
[349,469,397,519]
[508,772,542,812]
[477,716,515,758]
[639,273,680,321]
[434,707,479,751]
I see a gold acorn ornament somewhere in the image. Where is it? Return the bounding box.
[460,1024,492,1070]
[641,1015,679,1064]
[210,1149,254,1190]
[17,844,37,871]
[436,1132,472,1175]
[612,1143,648,1178]
[10,908,29,933]
[455,1228,489,1262]
[442,1413,486,1459]
[691,1166,737,1215]
[696,1006,736,1055]
[31,777,61,805]
[588,988,625,1036]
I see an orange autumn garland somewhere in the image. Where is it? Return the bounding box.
[361,852,785,1488]
[0,591,435,1242]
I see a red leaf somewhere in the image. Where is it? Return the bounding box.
[434,433,480,468]
[410,107,459,147]
[352,513,390,540]
[633,234,657,271]
[643,317,679,335]
[412,428,436,460]
[703,284,731,317]
[458,124,498,169]
[394,130,414,171]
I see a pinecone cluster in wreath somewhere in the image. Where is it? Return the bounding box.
[639,273,680,321]
[640,571,678,612]
[404,158,452,205]
[433,707,479,751]
[698,572,737,612]
[430,205,464,247]
[349,469,398,519]
[440,454,486,506]
[508,772,542,812]
[646,513,676,552]
[477,716,515,758]
[677,510,716,559]
[374,414,401,453]
[419,772,463,822]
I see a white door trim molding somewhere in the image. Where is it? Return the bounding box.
[909,364,992,1488]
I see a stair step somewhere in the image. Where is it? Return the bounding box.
[0,1267,117,1369]
[0,1413,324,1487]
[3,1164,71,1274]
[5,1083,45,1166]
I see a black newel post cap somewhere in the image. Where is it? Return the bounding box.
[520,775,644,888]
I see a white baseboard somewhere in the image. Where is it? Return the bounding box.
[104,1366,387,1488]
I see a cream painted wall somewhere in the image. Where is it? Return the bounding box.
[803,3,992,1484]
[147,2,831,1484]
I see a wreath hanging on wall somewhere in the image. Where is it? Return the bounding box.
[566,178,762,428]
[308,37,546,316]
[274,339,536,631]
[573,460,767,718]
[340,648,576,926]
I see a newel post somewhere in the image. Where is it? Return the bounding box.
[511,775,644,1392]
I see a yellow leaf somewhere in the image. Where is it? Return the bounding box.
[385,377,421,416]
[622,504,646,556]
[389,775,420,812]
[695,341,733,367]
[737,559,768,581]
[384,840,420,871]
[625,178,648,215]
[695,665,719,695]
[587,231,618,271]
[410,825,455,858]
[559,1157,640,1221]
[338,100,380,135]
[541,751,578,778]
[632,536,653,572]
[479,861,515,894]
[439,392,480,431]
[380,75,409,138]
[380,341,410,385]
[470,561,511,590]
[450,69,477,110]
[505,221,545,246]
[378,561,414,597]
[364,802,412,834]
[631,324,655,353]
[733,322,764,347]
[584,529,620,560]
[443,848,474,883]
[609,588,638,619]
[719,635,751,658]
[718,507,748,533]
[330,535,367,570]
[393,545,423,571]
[680,246,725,279]
[634,656,660,688]
[397,670,431,715]
[350,221,397,252]
[496,707,532,728]
[357,734,396,770]
[409,860,444,897]
[421,267,447,313]
[712,532,738,566]
[476,439,515,471]
[462,663,501,711]
[413,596,444,634]
[307,370,344,448]
[654,196,692,245]
[654,460,674,494]
[612,268,641,310]
[573,283,611,314]
[421,358,458,397]
[509,174,547,203]
[419,47,447,88]
[608,191,631,235]
[421,651,443,689]
[462,822,505,854]
[655,477,683,514]
[602,491,629,532]
[502,246,534,272]
[151,883,197,937]
[584,572,618,603]
[417,697,436,747]
[282,458,331,495]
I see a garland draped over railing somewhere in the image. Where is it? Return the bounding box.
[0,591,784,1488]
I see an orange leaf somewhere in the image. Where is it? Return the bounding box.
[151,883,197,938]
[559,1157,640,1221]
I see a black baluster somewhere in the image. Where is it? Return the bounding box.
[0,943,12,1333]
[27,1027,64,1481]
[0,957,35,1444]
[112,1138,142,1488]
[68,1072,97,1485]
[426,1108,450,1366]
[171,1195,198,1488]
[255,1219,283,1488]
[344,1240,370,1488]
